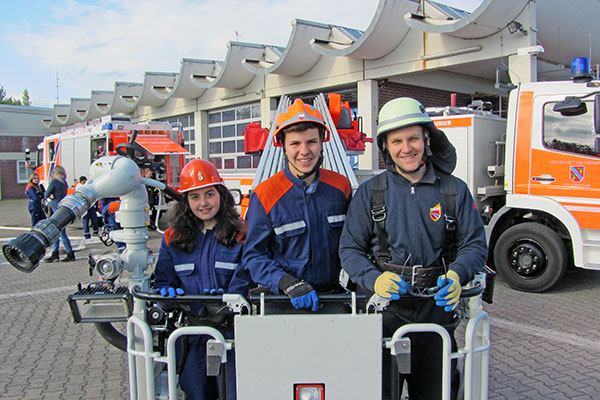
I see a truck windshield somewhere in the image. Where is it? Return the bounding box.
[543,101,600,157]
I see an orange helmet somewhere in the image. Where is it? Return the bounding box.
[272,98,329,146]
[179,159,224,193]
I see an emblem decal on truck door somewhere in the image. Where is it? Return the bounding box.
[570,166,585,183]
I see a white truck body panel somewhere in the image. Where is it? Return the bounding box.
[431,114,506,210]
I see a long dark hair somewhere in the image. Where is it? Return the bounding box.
[167,184,245,253]
[27,173,43,192]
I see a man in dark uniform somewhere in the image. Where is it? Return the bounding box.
[339,97,487,400]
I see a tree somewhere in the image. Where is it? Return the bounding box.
[0,85,31,106]
[22,89,31,106]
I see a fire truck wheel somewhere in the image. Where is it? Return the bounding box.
[493,222,567,293]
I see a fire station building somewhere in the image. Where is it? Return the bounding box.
[6,0,599,198]
[0,105,56,198]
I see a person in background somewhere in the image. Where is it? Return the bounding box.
[153,159,252,400]
[242,98,351,312]
[79,176,99,242]
[101,197,120,228]
[339,97,487,400]
[101,197,125,251]
[25,173,46,226]
[44,165,75,262]
[143,167,159,230]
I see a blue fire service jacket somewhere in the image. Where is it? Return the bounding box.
[154,224,247,400]
[26,183,46,226]
[339,164,487,293]
[242,165,352,294]
[26,184,45,211]
[154,226,253,314]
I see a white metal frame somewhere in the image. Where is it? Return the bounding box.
[126,290,490,400]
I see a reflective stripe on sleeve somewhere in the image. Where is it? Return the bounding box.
[215,261,238,270]
[327,215,345,224]
[174,263,194,272]
[274,220,306,235]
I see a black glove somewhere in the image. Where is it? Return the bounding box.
[279,274,319,311]
[247,286,273,297]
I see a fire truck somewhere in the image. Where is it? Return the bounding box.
[425,61,600,293]
[32,115,188,192]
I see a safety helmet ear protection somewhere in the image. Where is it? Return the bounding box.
[272,98,330,147]
[179,159,224,193]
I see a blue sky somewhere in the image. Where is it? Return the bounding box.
[1,0,482,108]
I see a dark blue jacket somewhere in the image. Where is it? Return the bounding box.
[44,178,68,212]
[339,165,487,292]
[242,166,351,294]
[26,183,46,221]
[26,183,45,203]
[154,226,253,314]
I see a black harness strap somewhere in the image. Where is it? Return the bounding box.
[439,173,458,269]
[370,171,458,269]
[370,172,390,264]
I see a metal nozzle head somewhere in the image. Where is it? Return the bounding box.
[2,232,47,273]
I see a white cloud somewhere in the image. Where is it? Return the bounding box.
[4,0,481,107]
[5,0,377,104]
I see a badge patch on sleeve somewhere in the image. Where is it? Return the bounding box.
[430,203,441,221]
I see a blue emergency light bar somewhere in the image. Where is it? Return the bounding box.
[571,57,593,82]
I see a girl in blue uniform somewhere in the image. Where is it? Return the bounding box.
[25,173,46,226]
[153,159,252,400]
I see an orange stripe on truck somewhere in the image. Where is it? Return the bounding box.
[564,209,600,229]
[514,91,534,195]
[433,117,472,128]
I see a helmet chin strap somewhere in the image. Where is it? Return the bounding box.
[287,154,323,181]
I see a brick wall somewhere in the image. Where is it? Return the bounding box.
[375,82,472,168]
[0,160,24,199]
[378,81,472,111]
[0,136,43,153]
[0,135,44,199]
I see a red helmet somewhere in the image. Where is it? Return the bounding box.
[179,159,224,193]
[272,98,329,146]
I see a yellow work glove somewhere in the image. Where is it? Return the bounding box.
[434,270,462,312]
[374,271,407,300]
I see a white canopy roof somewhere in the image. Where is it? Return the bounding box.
[43,0,600,127]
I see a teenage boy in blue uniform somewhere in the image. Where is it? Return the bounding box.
[243,99,351,311]
[339,97,487,400]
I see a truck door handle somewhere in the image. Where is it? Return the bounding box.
[532,175,556,182]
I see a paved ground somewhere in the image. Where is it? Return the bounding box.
[1,198,599,399]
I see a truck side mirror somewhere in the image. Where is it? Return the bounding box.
[553,96,588,116]
[495,65,517,91]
